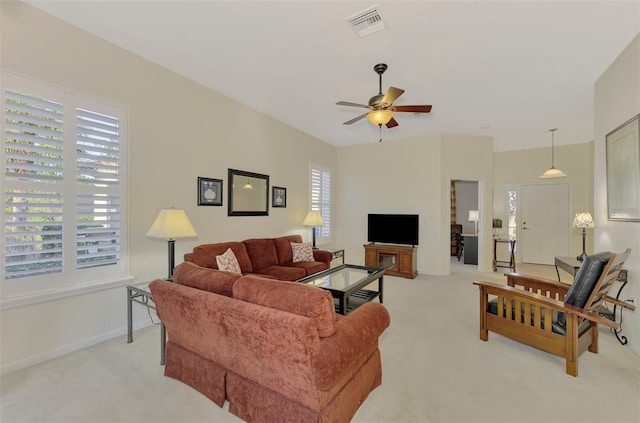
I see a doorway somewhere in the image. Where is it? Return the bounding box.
[520,183,570,265]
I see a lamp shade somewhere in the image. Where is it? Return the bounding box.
[146,208,197,240]
[572,212,595,229]
[468,210,479,222]
[302,211,324,227]
[367,110,394,126]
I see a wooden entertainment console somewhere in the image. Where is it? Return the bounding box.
[364,243,418,279]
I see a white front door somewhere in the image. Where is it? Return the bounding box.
[521,183,570,265]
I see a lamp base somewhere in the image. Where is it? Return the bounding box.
[576,252,588,262]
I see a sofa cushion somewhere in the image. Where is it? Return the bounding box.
[253,265,306,281]
[274,235,303,264]
[187,242,253,273]
[292,242,314,262]
[216,248,242,274]
[173,261,240,297]
[284,261,327,276]
[243,238,279,270]
[233,275,336,337]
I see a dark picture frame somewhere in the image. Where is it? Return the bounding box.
[606,114,640,221]
[272,186,287,208]
[198,177,223,206]
[228,168,269,216]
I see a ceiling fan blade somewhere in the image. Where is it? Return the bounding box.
[386,117,399,128]
[394,105,432,113]
[336,101,369,108]
[380,87,404,107]
[343,113,368,125]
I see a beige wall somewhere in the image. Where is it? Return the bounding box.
[594,34,640,354]
[493,142,595,260]
[0,1,336,372]
[337,133,493,275]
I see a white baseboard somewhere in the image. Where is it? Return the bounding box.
[0,320,154,376]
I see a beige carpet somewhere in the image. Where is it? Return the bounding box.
[1,259,639,423]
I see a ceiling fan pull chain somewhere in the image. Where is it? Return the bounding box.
[379,124,383,142]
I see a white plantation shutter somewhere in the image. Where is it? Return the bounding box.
[310,165,331,243]
[2,74,127,298]
[76,108,121,269]
[3,90,65,279]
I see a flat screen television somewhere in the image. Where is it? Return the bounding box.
[367,214,419,246]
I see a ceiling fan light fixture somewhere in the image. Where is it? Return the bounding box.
[367,109,394,126]
[539,128,567,179]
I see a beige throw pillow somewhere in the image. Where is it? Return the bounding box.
[291,242,314,262]
[215,248,242,274]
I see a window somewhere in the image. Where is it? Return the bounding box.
[2,74,127,299]
[505,185,519,240]
[310,164,331,244]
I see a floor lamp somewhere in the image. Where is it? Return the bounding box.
[146,208,197,280]
[302,211,324,249]
[573,212,595,262]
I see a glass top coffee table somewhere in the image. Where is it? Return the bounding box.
[297,264,384,315]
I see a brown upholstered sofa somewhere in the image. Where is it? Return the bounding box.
[150,261,390,422]
[183,234,332,281]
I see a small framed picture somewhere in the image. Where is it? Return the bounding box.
[272,186,286,208]
[198,177,223,206]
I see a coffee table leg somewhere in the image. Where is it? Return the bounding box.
[127,287,133,343]
[339,294,347,315]
[379,275,384,303]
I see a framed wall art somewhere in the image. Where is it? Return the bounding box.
[606,113,640,221]
[198,177,223,206]
[272,186,286,208]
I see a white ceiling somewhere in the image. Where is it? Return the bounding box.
[25,0,640,151]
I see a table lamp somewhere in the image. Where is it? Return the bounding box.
[302,211,324,249]
[468,210,479,236]
[492,218,502,239]
[147,208,197,280]
[572,212,595,262]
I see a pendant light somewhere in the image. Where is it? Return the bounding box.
[540,128,567,179]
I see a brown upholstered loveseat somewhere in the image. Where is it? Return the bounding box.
[183,234,332,281]
[150,261,390,422]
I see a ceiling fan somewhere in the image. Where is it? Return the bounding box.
[336,63,432,129]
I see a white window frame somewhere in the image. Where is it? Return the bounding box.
[310,163,332,246]
[1,73,129,304]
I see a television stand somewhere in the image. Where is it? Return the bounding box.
[364,243,417,279]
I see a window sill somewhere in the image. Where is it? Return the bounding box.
[0,276,135,311]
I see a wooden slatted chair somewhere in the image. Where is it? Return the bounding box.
[474,249,633,376]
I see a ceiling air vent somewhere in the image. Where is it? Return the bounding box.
[346,5,386,37]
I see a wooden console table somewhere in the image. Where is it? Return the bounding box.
[364,243,417,279]
[554,255,630,345]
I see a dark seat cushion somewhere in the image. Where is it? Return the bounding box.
[556,252,610,329]
[563,252,611,308]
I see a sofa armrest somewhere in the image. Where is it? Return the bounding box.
[312,302,390,389]
[313,249,332,267]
